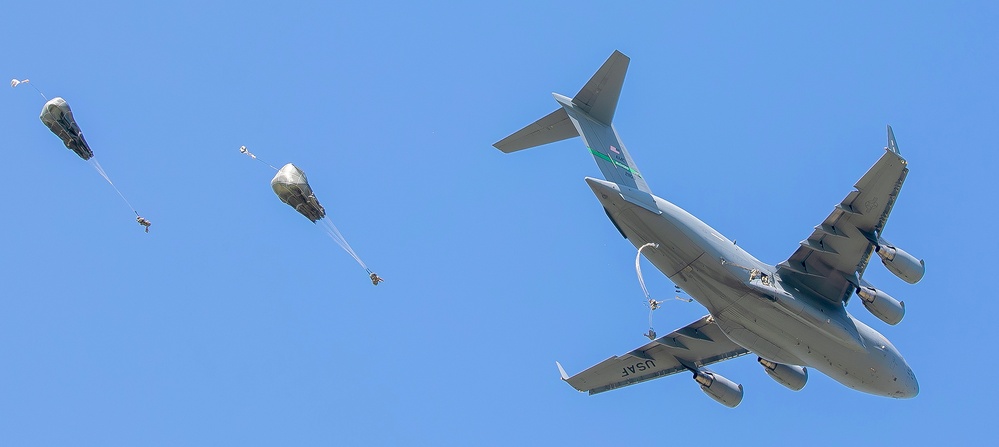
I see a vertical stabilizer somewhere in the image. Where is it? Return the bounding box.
[571,50,629,126]
[493,50,651,193]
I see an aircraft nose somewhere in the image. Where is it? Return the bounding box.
[887,360,919,399]
[897,365,919,398]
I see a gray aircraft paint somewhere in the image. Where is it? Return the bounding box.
[494,51,920,404]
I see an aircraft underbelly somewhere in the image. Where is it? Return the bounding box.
[607,197,755,315]
[717,294,915,397]
[714,302,805,366]
[593,181,917,398]
[799,318,916,397]
[616,208,703,278]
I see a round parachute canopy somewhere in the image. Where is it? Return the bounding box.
[271,163,326,222]
[39,97,93,160]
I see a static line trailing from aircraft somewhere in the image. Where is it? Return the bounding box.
[493,51,924,407]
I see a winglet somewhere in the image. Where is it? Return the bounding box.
[556,361,570,381]
[886,125,900,155]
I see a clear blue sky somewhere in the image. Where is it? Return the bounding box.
[3,1,996,445]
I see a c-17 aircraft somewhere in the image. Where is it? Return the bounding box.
[493,51,924,407]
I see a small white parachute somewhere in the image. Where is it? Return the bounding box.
[11,78,29,88]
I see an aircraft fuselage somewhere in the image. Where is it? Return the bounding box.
[586,177,918,398]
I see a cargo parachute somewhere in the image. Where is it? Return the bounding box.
[271,163,326,222]
[241,147,381,285]
[13,79,151,232]
[39,97,93,160]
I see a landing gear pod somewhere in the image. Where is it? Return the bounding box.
[39,97,93,160]
[271,163,326,222]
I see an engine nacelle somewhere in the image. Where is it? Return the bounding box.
[858,286,905,325]
[758,357,807,391]
[876,239,925,284]
[693,370,744,408]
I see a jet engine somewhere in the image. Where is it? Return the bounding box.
[876,239,925,284]
[857,286,905,325]
[757,357,807,391]
[693,370,743,408]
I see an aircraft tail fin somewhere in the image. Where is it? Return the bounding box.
[570,50,628,126]
[493,50,651,193]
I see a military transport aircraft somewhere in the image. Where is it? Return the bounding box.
[493,51,924,407]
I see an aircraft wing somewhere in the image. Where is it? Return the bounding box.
[558,315,749,395]
[776,126,909,304]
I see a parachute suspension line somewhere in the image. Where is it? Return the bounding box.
[239,146,278,171]
[10,78,47,100]
[635,243,691,340]
[636,243,659,302]
[636,243,664,339]
[319,217,368,271]
[88,158,138,215]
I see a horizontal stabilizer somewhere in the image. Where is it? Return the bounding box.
[493,108,578,153]
[491,50,650,193]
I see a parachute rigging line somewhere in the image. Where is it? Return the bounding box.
[635,242,690,340]
[636,242,664,335]
[636,242,659,302]
[88,158,138,216]
[10,78,47,100]
[319,217,369,272]
[239,146,278,171]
